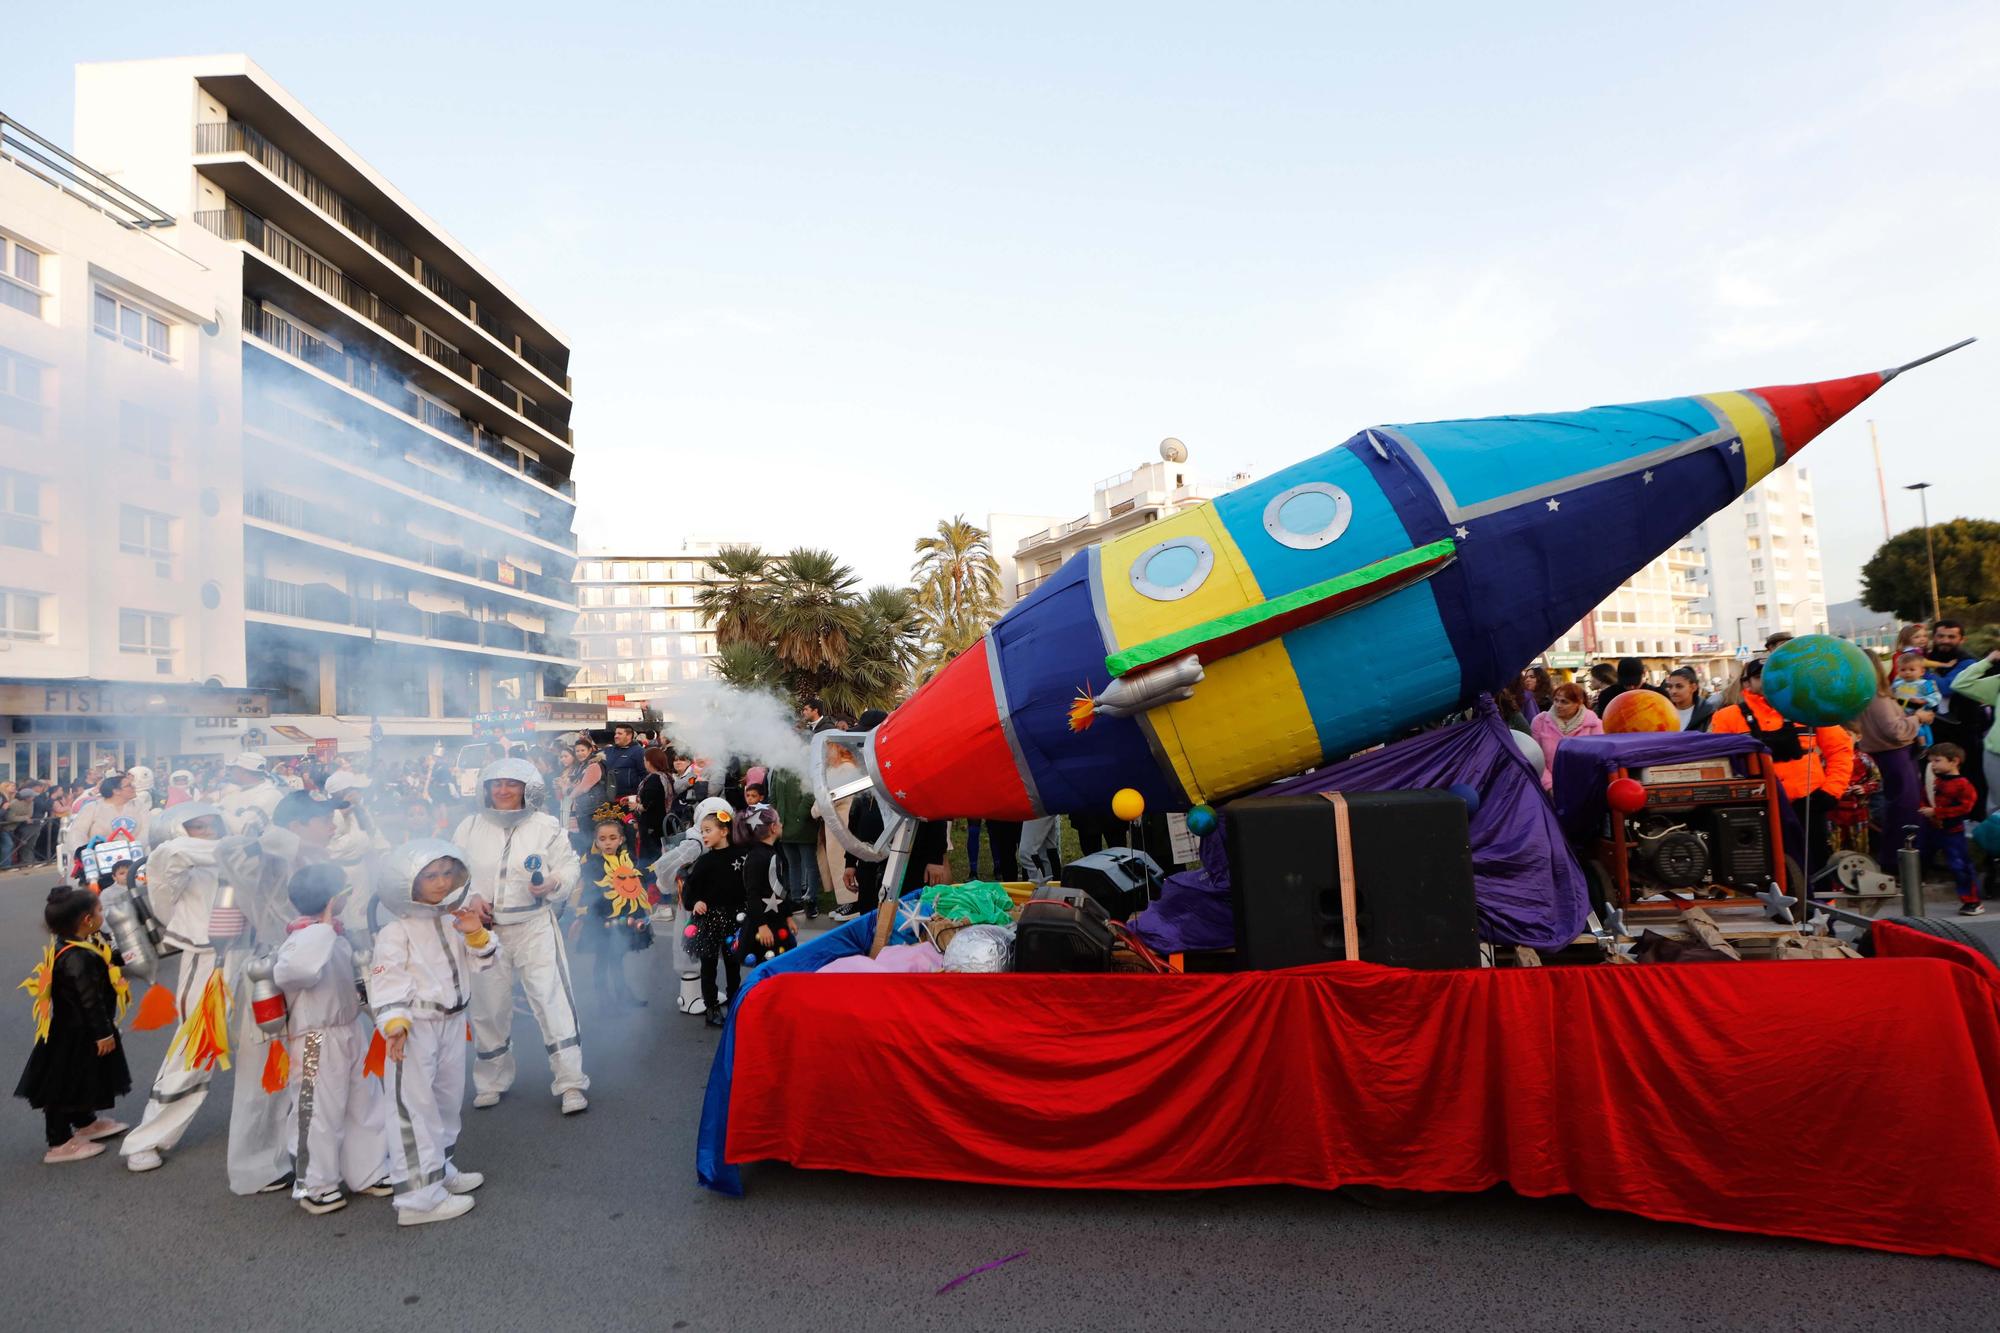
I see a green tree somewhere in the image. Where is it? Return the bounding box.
[824,585,923,717]
[1860,519,2000,622]
[713,640,784,694]
[910,515,1002,670]
[764,548,864,689]
[694,545,772,649]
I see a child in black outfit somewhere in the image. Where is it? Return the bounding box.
[15,886,133,1163]
[681,811,746,1028]
[734,805,798,971]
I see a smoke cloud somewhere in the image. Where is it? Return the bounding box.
[649,679,809,778]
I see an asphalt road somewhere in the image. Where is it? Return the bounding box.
[1,865,1995,1333]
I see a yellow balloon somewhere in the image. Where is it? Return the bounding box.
[1111,788,1145,822]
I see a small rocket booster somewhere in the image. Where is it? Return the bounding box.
[817,342,1974,861]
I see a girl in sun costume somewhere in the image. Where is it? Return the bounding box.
[16,886,132,1163]
[573,808,656,1009]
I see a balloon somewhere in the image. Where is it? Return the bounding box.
[1762,634,1876,727]
[1511,729,1545,776]
[1111,788,1146,822]
[1603,689,1680,733]
[683,924,697,939]
[1448,782,1482,817]
[1607,777,1648,814]
[1185,803,1218,837]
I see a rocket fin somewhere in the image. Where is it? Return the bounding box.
[1105,539,1456,680]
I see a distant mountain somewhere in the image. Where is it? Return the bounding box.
[1825,597,1900,636]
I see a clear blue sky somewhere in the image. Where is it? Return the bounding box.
[15,1,1994,598]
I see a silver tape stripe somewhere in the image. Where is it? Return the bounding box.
[159,930,206,952]
[410,999,468,1016]
[984,633,1046,818]
[429,916,464,1009]
[292,1031,319,1191]
[1372,423,1736,524]
[475,1041,512,1060]
[545,1036,580,1054]
[1085,545,1191,807]
[147,1079,209,1106]
[547,916,581,1040]
[390,1054,424,1198]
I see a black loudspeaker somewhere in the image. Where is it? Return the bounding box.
[1014,886,1113,972]
[1061,848,1163,921]
[1224,792,1479,971]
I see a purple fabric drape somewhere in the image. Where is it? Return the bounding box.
[1130,698,1592,953]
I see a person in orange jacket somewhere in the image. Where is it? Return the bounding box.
[1710,657,1855,881]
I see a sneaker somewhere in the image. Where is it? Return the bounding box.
[77,1118,128,1142]
[396,1194,475,1227]
[358,1180,395,1198]
[472,1091,502,1109]
[828,906,859,923]
[445,1170,485,1195]
[560,1090,589,1116]
[704,1006,726,1029]
[124,1148,164,1173]
[297,1190,347,1216]
[1959,902,1986,917]
[257,1173,294,1194]
[43,1138,105,1165]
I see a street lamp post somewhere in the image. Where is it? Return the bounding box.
[1904,482,1940,623]
[1734,616,1747,651]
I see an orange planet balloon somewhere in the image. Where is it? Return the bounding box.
[1602,688,1682,733]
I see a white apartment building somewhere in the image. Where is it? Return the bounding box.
[0,113,265,782]
[1547,543,1719,669]
[566,543,742,705]
[1694,463,1827,651]
[994,450,1249,607]
[71,56,588,754]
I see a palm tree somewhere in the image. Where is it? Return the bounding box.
[763,548,864,686]
[712,640,783,694]
[825,585,922,716]
[694,545,771,649]
[911,516,1002,670]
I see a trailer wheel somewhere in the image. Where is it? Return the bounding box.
[1858,915,1998,965]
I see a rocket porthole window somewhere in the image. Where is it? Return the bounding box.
[1129,537,1214,602]
[1263,483,1352,550]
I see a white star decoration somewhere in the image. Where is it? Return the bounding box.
[1453,525,1470,540]
[1545,497,1561,512]
[762,887,787,914]
[1729,441,1742,454]
[895,896,933,940]
[1643,470,1655,484]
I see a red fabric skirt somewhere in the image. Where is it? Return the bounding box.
[726,924,2000,1267]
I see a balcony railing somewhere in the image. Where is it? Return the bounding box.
[243,299,576,500]
[245,576,560,657]
[196,118,570,393]
[201,205,415,345]
[245,488,574,604]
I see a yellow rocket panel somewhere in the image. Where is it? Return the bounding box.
[1702,391,1779,488]
[1097,505,1320,803]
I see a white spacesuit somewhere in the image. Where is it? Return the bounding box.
[272,889,390,1212]
[323,772,388,944]
[368,839,496,1224]
[454,758,588,1114]
[214,753,283,838]
[121,803,228,1172]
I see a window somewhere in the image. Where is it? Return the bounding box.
[1753,580,1766,594]
[610,562,632,580]
[580,562,601,580]
[0,589,44,641]
[0,349,45,434]
[118,609,173,670]
[647,562,666,580]
[94,288,173,361]
[1261,483,1353,550]
[581,587,604,607]
[119,402,173,478]
[1745,513,1758,529]
[0,471,45,550]
[119,505,174,568]
[0,236,46,318]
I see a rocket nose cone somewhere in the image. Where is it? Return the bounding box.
[1747,371,1887,458]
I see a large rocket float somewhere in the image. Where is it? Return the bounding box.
[815,342,1973,870]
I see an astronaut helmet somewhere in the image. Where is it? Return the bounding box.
[376,838,473,919]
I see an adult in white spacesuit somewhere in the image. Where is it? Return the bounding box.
[455,758,589,1115]
[213,752,283,837]
[120,802,227,1172]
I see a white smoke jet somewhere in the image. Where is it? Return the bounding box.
[650,679,809,778]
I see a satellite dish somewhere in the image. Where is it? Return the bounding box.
[1159,438,1188,463]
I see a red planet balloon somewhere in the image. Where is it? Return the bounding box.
[1607,777,1648,814]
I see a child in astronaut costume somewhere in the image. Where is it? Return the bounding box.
[656,796,737,1015]
[272,864,391,1215]
[453,758,588,1114]
[120,803,227,1172]
[367,839,495,1226]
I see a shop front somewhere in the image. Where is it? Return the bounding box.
[0,681,270,784]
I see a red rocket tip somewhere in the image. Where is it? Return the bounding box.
[1753,339,1972,459]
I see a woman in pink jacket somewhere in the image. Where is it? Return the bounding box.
[1530,682,1603,790]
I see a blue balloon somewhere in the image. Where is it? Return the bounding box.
[1975,813,2000,857]
[1448,782,1482,817]
[1762,634,1876,727]
[1186,804,1219,837]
